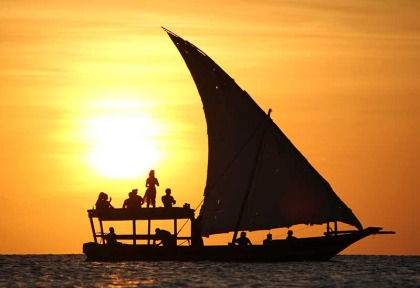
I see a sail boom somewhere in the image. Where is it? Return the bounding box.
[203,219,354,237]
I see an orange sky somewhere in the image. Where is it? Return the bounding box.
[0,0,419,254]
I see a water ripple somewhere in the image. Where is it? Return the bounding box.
[0,255,418,287]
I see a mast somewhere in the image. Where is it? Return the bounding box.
[232,109,272,243]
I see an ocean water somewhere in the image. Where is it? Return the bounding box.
[0,255,418,287]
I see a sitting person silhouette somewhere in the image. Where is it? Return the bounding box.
[286,230,297,241]
[123,189,144,210]
[162,188,176,208]
[123,191,135,209]
[106,227,118,245]
[153,228,175,247]
[263,233,272,246]
[144,170,159,208]
[234,231,252,246]
[96,192,114,211]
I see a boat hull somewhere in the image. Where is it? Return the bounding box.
[83,229,376,262]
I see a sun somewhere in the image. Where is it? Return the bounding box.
[87,114,161,178]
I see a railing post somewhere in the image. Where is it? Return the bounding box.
[99,220,104,244]
[89,213,97,244]
[147,219,151,245]
[174,219,177,245]
[133,220,136,245]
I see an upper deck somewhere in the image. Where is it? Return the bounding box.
[88,207,195,221]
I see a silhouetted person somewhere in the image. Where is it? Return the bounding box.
[162,188,176,208]
[234,231,252,246]
[263,233,272,246]
[96,192,114,211]
[286,230,297,241]
[144,170,159,208]
[153,228,175,247]
[123,189,144,210]
[191,215,204,247]
[123,191,134,209]
[106,227,118,245]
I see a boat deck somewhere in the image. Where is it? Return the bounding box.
[87,207,196,246]
[83,227,383,261]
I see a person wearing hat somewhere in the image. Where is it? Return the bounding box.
[123,189,144,209]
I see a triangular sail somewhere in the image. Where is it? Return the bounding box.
[164,28,363,236]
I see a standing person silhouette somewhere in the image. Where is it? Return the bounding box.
[144,170,159,208]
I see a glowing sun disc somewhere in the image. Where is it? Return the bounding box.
[87,114,160,179]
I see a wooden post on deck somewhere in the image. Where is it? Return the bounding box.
[89,215,97,244]
[334,221,338,236]
[133,220,136,245]
[174,219,177,245]
[147,219,151,245]
[99,220,104,244]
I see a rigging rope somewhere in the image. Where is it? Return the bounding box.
[178,239,189,246]
[203,119,265,196]
[176,114,264,236]
[176,118,265,236]
[176,198,205,236]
